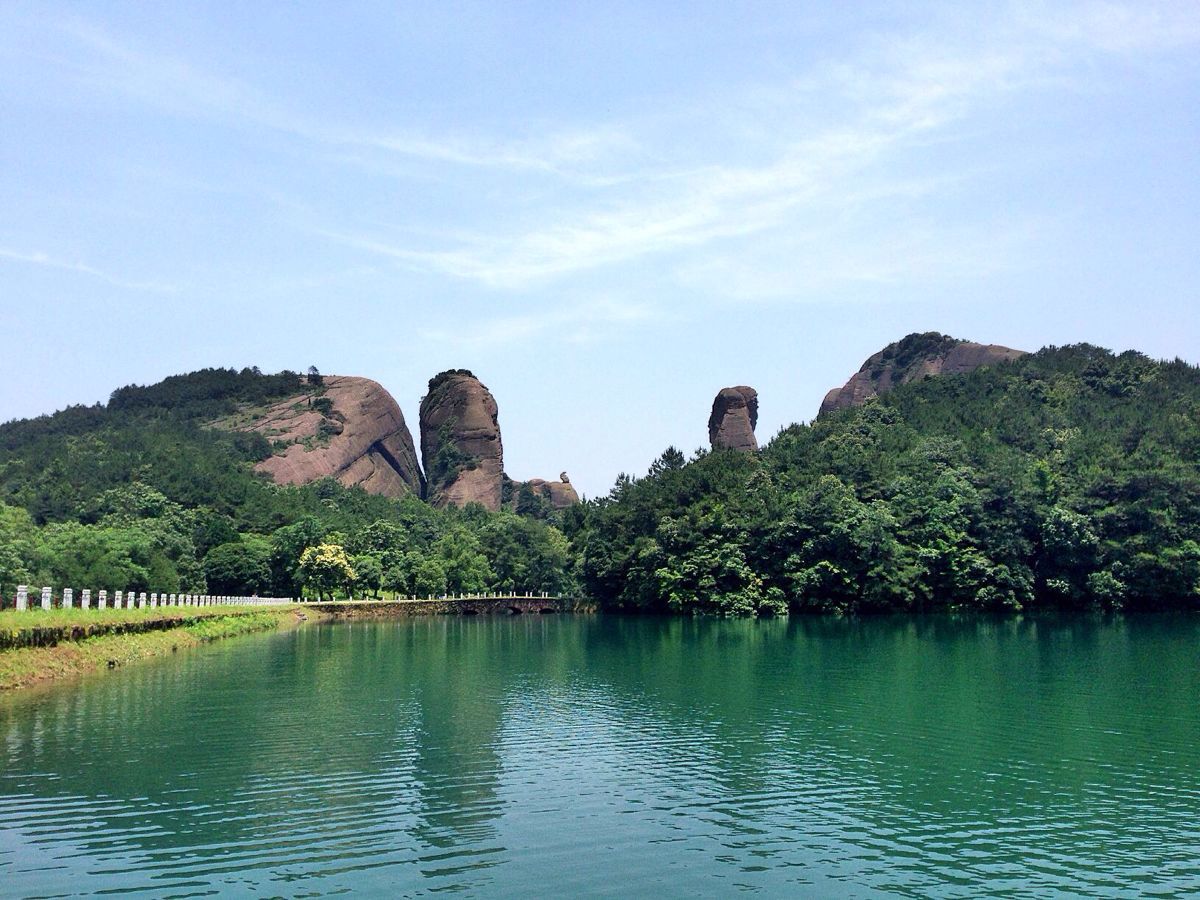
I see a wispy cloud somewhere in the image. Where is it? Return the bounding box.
[0,247,178,293]
[418,297,662,348]
[327,59,1020,289]
[325,1,1199,295]
[6,1,1198,315]
[1016,0,1200,53]
[42,15,640,181]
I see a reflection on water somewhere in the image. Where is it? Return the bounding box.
[2,614,1199,896]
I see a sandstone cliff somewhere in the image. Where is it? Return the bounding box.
[224,375,424,498]
[419,370,505,510]
[709,386,759,451]
[820,333,1027,414]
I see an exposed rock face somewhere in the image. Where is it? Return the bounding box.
[709,386,759,451]
[420,371,504,510]
[239,376,424,498]
[820,333,1027,414]
[513,476,580,510]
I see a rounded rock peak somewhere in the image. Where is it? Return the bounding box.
[419,370,504,510]
[819,332,1027,415]
[709,386,759,452]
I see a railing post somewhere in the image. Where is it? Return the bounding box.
[81,588,91,609]
[16,585,27,611]
[63,588,73,609]
[114,590,123,609]
[41,586,52,610]
[98,589,107,609]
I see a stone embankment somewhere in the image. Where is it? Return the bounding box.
[308,594,595,617]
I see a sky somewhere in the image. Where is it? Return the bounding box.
[1,1,1198,499]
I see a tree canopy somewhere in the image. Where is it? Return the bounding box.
[570,345,1200,615]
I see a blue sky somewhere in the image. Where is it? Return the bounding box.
[1,1,1198,499]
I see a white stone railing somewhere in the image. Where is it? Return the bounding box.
[4,588,567,609]
[6,585,294,612]
[298,591,561,602]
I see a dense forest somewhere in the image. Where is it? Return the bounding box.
[569,344,1200,614]
[2,344,1198,613]
[0,368,573,602]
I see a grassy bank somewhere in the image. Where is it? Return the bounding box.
[0,605,298,650]
[0,607,305,692]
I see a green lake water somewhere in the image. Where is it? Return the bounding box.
[2,614,1199,897]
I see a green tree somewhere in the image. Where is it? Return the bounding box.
[203,539,272,596]
[411,554,448,597]
[298,543,356,600]
[36,522,177,593]
[0,503,37,598]
[270,517,325,595]
[352,554,384,598]
[434,527,493,593]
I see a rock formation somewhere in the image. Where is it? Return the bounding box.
[238,376,424,498]
[419,370,505,510]
[218,368,578,512]
[820,333,1027,414]
[511,476,580,510]
[709,386,759,451]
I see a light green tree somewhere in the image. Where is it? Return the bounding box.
[298,543,356,600]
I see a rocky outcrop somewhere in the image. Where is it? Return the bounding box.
[218,368,577,513]
[709,386,758,451]
[419,370,504,510]
[236,376,424,498]
[820,333,1027,414]
[511,474,580,510]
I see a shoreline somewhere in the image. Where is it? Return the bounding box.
[0,598,594,695]
[0,607,312,694]
[5,600,1178,696]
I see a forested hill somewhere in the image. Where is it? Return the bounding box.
[0,367,306,525]
[0,368,574,602]
[3,346,1199,613]
[568,345,1200,614]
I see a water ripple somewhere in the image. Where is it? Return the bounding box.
[2,614,1200,896]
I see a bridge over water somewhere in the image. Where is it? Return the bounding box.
[305,595,595,617]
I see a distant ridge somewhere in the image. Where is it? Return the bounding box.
[820,332,1026,414]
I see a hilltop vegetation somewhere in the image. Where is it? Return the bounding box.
[2,345,1198,614]
[568,345,1200,614]
[0,368,574,600]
